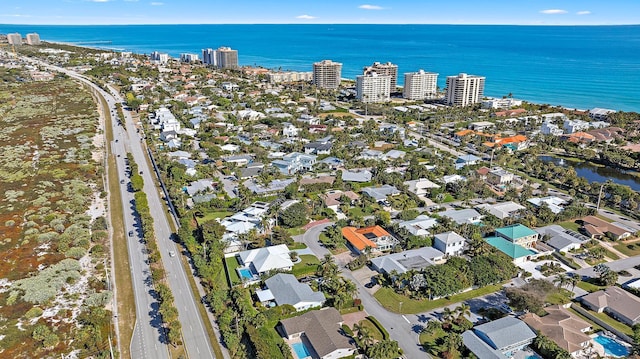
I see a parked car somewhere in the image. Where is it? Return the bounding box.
[128,230,134,237]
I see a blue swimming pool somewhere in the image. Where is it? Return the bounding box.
[237,268,253,280]
[594,335,629,357]
[292,342,311,359]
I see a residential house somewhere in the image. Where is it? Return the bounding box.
[433,231,466,256]
[484,236,537,264]
[237,244,294,275]
[404,178,441,196]
[398,215,438,237]
[495,224,539,248]
[454,154,481,169]
[271,152,317,175]
[486,168,515,187]
[359,149,385,161]
[342,226,399,254]
[442,174,467,184]
[521,305,593,358]
[462,317,537,359]
[320,190,360,214]
[282,122,299,137]
[237,162,264,179]
[184,179,215,196]
[220,201,271,251]
[541,121,564,136]
[439,208,483,225]
[581,286,640,326]
[564,119,590,134]
[300,176,335,186]
[475,201,525,220]
[370,246,445,274]
[223,154,253,167]
[304,141,332,155]
[319,157,344,169]
[257,273,325,311]
[581,215,632,240]
[361,184,401,203]
[243,178,296,195]
[278,308,356,359]
[341,169,372,183]
[527,196,567,214]
[384,149,406,161]
[536,225,588,253]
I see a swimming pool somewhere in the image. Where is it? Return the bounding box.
[237,267,253,280]
[594,335,629,357]
[292,342,311,359]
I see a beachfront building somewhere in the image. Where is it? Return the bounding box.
[267,71,313,84]
[313,59,342,89]
[216,47,238,69]
[7,33,22,46]
[363,61,398,90]
[150,51,169,64]
[445,73,485,107]
[481,97,523,109]
[356,72,391,103]
[403,70,438,100]
[202,48,216,66]
[25,33,41,45]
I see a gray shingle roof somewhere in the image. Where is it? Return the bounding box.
[462,331,507,359]
[473,317,536,350]
[280,308,355,357]
[264,273,325,308]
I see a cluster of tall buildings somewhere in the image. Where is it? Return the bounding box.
[6,32,40,46]
[311,59,485,106]
[201,47,238,69]
[149,46,239,69]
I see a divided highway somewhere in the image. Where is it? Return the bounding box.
[22,55,216,359]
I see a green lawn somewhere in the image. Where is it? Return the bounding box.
[419,327,460,359]
[601,247,620,260]
[587,308,633,335]
[576,280,606,293]
[291,255,320,278]
[199,211,232,223]
[286,227,306,236]
[546,289,573,305]
[374,284,504,314]
[614,242,640,257]
[224,256,241,285]
[288,242,308,250]
[558,220,581,232]
[356,319,385,341]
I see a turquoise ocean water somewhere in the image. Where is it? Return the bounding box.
[1,24,639,112]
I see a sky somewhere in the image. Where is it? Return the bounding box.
[1,0,639,25]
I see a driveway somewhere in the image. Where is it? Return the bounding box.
[518,260,573,280]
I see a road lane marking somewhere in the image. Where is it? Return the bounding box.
[402,315,410,323]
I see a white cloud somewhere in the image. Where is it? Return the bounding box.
[540,9,568,15]
[577,11,591,15]
[359,4,384,10]
[296,14,316,20]
[150,2,163,5]
[85,0,110,2]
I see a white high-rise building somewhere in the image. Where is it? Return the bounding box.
[7,33,22,46]
[356,72,391,103]
[25,33,41,45]
[179,53,199,63]
[363,62,398,90]
[202,48,216,66]
[313,60,342,89]
[216,47,238,69]
[403,70,439,100]
[150,51,170,64]
[445,73,485,106]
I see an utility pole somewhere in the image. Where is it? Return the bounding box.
[596,182,606,211]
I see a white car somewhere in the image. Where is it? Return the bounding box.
[169,250,176,257]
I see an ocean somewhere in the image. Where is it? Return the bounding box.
[1,24,639,112]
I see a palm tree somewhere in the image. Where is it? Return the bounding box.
[554,273,569,289]
[317,253,338,278]
[442,307,455,326]
[455,303,471,323]
[353,323,374,347]
[567,275,579,292]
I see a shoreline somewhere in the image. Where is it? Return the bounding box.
[29,39,637,114]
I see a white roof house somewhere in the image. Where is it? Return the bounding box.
[527,196,567,214]
[237,244,293,274]
[259,273,325,311]
[404,178,440,196]
[440,208,483,225]
[370,246,445,274]
[398,215,438,237]
[475,201,525,220]
[433,231,467,256]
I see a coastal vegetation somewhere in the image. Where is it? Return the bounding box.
[0,66,113,357]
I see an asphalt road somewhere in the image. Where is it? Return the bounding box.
[24,59,172,359]
[108,87,216,359]
[21,54,216,359]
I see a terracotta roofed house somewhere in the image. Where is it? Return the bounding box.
[342,226,398,254]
